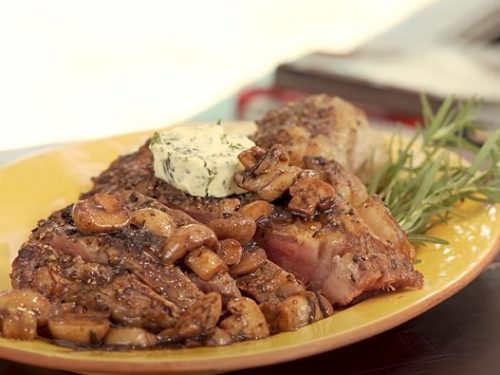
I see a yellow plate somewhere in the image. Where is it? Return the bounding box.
[0,123,499,374]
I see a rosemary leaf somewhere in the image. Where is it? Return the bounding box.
[368,97,500,246]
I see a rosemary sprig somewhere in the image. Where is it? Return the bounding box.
[368,96,500,245]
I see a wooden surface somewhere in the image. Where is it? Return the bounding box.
[1,251,498,375]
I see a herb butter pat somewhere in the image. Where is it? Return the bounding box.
[149,123,255,198]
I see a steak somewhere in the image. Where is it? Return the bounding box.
[8,94,418,347]
[235,145,422,305]
[84,138,422,307]
[252,94,386,180]
[11,190,330,345]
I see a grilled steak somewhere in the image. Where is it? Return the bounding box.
[84,138,422,307]
[8,94,421,347]
[11,189,330,346]
[252,94,386,180]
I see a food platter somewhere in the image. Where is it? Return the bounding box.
[0,123,499,374]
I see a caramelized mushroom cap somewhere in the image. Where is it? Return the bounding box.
[239,200,273,223]
[217,239,243,266]
[72,193,130,234]
[161,224,218,264]
[184,247,228,281]
[205,327,232,347]
[0,289,51,327]
[208,216,256,246]
[235,145,302,202]
[103,327,158,347]
[288,171,336,218]
[130,207,176,238]
[229,247,267,277]
[219,297,269,340]
[2,312,38,340]
[48,313,110,345]
[175,292,222,338]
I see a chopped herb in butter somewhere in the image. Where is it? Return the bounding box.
[149,123,255,198]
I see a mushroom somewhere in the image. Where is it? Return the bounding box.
[103,327,158,347]
[261,292,334,333]
[175,292,222,338]
[130,207,176,238]
[0,289,52,340]
[0,290,51,327]
[238,145,266,169]
[48,313,110,345]
[71,193,130,234]
[2,312,38,340]
[229,247,267,277]
[161,224,218,264]
[235,145,302,202]
[219,297,269,340]
[273,294,314,332]
[207,216,256,246]
[156,327,178,342]
[288,170,336,218]
[217,239,243,266]
[184,247,227,281]
[205,327,232,347]
[239,200,273,223]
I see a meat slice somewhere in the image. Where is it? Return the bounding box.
[11,191,213,333]
[79,96,421,308]
[235,145,423,306]
[257,204,422,305]
[188,272,241,304]
[11,243,179,332]
[235,259,305,304]
[29,200,205,311]
[12,187,335,345]
[303,157,415,259]
[81,274,180,331]
[252,94,385,178]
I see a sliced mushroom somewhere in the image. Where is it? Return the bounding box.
[175,292,222,338]
[48,313,110,345]
[273,294,314,332]
[317,293,334,318]
[0,290,51,327]
[2,312,37,340]
[104,327,158,347]
[239,200,273,223]
[235,145,302,202]
[238,145,266,169]
[217,239,243,266]
[288,171,336,217]
[219,297,269,340]
[208,216,256,246]
[261,292,334,333]
[205,327,232,347]
[229,247,267,277]
[71,193,130,234]
[130,208,176,238]
[161,224,218,264]
[184,247,227,281]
